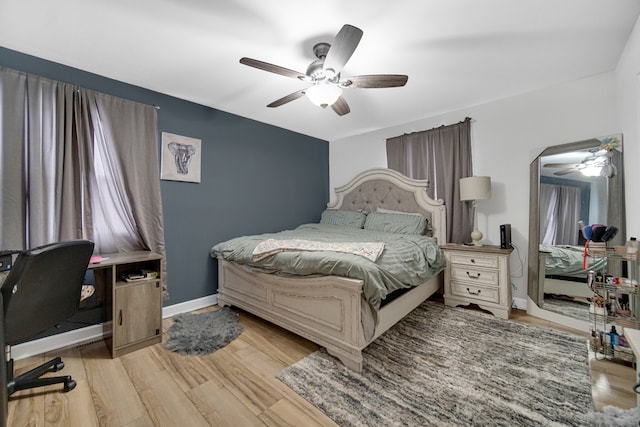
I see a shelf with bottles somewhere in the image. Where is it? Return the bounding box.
[587,238,639,363]
[592,281,639,295]
[589,337,635,363]
[589,307,638,363]
[589,273,639,315]
[589,283,639,326]
[585,234,636,258]
[590,311,640,329]
[587,247,638,262]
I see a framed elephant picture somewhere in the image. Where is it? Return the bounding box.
[160,132,202,183]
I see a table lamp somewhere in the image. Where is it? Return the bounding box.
[460,176,492,246]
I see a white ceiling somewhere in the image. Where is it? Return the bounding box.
[1,1,639,142]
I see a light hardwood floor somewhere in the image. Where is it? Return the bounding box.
[7,301,637,426]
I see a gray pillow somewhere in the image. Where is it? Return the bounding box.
[377,207,432,235]
[320,209,367,228]
[364,211,427,235]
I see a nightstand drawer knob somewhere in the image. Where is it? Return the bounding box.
[466,271,481,279]
[471,259,476,263]
[466,288,481,295]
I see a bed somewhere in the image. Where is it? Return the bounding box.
[539,244,606,299]
[210,168,447,372]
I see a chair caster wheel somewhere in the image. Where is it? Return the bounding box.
[54,362,65,372]
[63,379,76,392]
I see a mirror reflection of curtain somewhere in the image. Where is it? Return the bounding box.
[386,118,473,243]
[539,183,581,245]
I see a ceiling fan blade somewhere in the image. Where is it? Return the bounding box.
[323,25,363,76]
[267,90,306,108]
[331,96,350,116]
[554,169,576,176]
[341,74,408,88]
[543,163,578,168]
[240,57,306,80]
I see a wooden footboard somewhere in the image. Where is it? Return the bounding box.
[217,259,442,372]
[218,259,367,371]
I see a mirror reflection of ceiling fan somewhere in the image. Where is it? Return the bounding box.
[239,24,408,116]
[543,148,607,176]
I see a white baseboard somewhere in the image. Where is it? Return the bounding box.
[12,293,219,361]
[162,294,218,318]
[11,324,107,360]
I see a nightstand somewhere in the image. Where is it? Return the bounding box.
[441,243,513,319]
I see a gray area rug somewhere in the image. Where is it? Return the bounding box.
[590,406,638,426]
[164,306,243,355]
[278,301,594,426]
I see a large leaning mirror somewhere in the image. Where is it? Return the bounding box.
[528,134,625,327]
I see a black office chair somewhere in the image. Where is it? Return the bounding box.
[1,240,94,395]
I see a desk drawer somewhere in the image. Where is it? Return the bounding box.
[450,253,499,269]
[451,266,499,287]
[451,282,500,304]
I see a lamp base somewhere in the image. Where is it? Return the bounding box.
[470,228,483,247]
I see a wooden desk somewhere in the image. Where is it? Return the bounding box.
[89,251,163,358]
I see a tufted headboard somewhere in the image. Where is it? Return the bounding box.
[327,168,447,244]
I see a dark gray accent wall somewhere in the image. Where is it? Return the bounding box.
[0,46,329,306]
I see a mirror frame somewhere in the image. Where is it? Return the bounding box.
[527,136,625,309]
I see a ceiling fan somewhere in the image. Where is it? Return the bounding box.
[543,148,607,176]
[239,24,408,116]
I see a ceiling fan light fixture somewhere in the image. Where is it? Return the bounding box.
[306,84,342,108]
[601,162,617,178]
[581,164,602,177]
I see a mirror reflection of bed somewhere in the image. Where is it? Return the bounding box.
[531,134,625,326]
[540,245,605,322]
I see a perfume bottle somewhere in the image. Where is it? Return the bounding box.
[627,237,638,260]
[610,326,620,347]
[590,330,600,352]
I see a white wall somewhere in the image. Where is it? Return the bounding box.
[330,73,619,303]
[616,16,640,238]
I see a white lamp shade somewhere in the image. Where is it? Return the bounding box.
[306,84,342,108]
[460,176,491,201]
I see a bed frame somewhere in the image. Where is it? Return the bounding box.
[216,168,447,372]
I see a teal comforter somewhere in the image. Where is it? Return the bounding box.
[211,223,446,309]
[540,244,607,278]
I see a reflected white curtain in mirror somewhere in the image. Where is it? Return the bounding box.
[539,183,581,245]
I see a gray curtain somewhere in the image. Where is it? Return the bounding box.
[539,183,581,245]
[386,118,473,243]
[0,67,167,297]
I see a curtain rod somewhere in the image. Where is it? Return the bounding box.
[71,88,160,110]
[2,66,162,110]
[402,117,473,136]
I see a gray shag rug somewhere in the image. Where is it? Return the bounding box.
[590,406,638,426]
[278,301,596,426]
[164,306,243,355]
